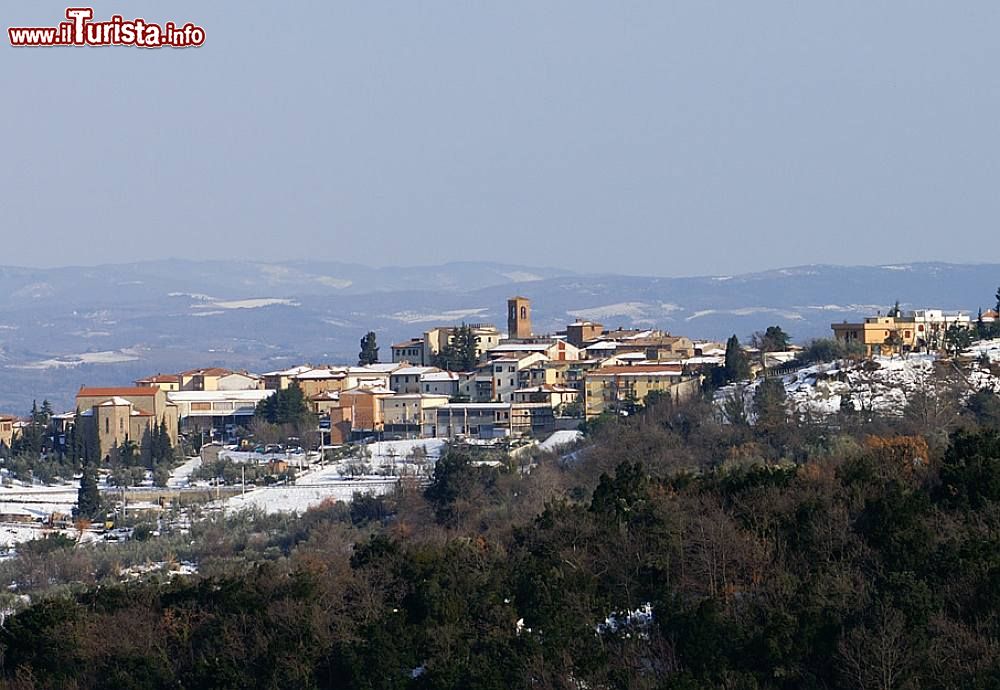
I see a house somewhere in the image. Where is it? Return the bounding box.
[217,371,262,391]
[983,309,999,324]
[422,324,501,366]
[565,320,605,348]
[517,360,574,389]
[263,365,315,390]
[344,366,394,390]
[485,352,551,403]
[381,394,450,437]
[909,309,972,350]
[391,338,425,364]
[512,384,580,409]
[389,366,440,394]
[135,374,181,392]
[583,340,620,358]
[177,367,237,391]
[831,316,918,357]
[291,368,349,397]
[486,340,581,362]
[0,415,15,449]
[618,335,696,360]
[429,402,554,440]
[75,387,180,461]
[420,371,460,397]
[337,387,396,433]
[310,390,342,415]
[583,365,700,419]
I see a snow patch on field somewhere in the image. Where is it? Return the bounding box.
[313,276,353,289]
[218,440,446,515]
[569,302,648,321]
[965,338,1000,363]
[388,308,488,324]
[12,349,142,369]
[687,307,804,321]
[169,292,217,301]
[501,271,543,283]
[537,430,583,452]
[223,479,398,515]
[195,298,299,310]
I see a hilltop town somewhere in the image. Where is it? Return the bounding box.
[1,291,999,540]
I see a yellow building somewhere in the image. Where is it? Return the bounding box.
[381,394,450,435]
[0,415,15,449]
[337,387,396,433]
[831,316,917,357]
[292,369,349,397]
[422,325,501,366]
[584,365,700,419]
[512,384,580,408]
[135,374,180,392]
[75,387,179,461]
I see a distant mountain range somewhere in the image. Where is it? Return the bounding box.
[0,259,997,414]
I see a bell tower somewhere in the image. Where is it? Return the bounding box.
[507,296,532,340]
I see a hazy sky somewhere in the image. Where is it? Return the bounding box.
[3,2,998,276]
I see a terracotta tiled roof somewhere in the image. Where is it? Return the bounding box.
[591,365,683,376]
[137,374,180,384]
[180,367,233,377]
[77,387,159,398]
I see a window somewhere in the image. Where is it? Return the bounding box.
[520,306,527,319]
[105,418,109,434]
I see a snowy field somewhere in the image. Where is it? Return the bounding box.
[965,339,1000,366]
[221,478,400,514]
[0,484,77,520]
[537,430,583,452]
[216,439,447,515]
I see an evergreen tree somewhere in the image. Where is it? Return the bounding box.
[432,324,479,372]
[944,323,972,357]
[889,300,902,318]
[723,335,750,383]
[762,325,791,352]
[39,400,52,425]
[995,285,1000,319]
[977,308,986,338]
[358,331,379,365]
[754,377,788,427]
[256,383,309,425]
[75,460,101,520]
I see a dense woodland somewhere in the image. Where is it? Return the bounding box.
[2,366,1000,688]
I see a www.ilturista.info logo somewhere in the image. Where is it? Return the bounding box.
[8,8,205,48]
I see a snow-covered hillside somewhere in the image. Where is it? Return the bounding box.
[717,350,1000,422]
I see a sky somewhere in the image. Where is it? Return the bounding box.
[2,1,998,277]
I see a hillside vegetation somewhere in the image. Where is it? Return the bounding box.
[3,374,1000,689]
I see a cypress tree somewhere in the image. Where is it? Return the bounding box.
[724,335,750,383]
[75,460,101,520]
[358,331,379,365]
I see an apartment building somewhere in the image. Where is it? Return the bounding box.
[583,365,699,419]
